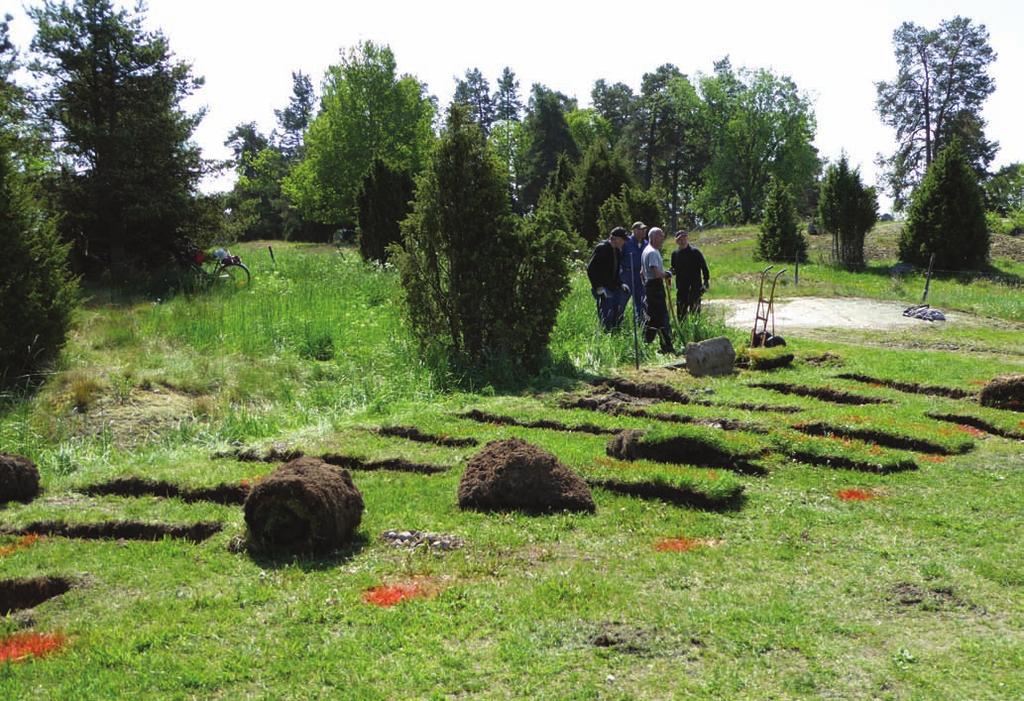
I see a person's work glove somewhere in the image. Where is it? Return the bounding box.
[664,270,673,280]
[595,287,608,298]
[620,283,630,294]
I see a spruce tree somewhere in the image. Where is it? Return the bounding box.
[598,185,666,238]
[356,159,414,264]
[757,176,807,262]
[899,140,988,269]
[519,85,579,209]
[560,141,633,243]
[819,155,878,269]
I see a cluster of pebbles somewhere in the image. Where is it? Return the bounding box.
[380,530,464,551]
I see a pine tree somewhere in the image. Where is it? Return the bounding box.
[757,177,807,262]
[819,155,878,269]
[899,140,988,269]
[274,71,315,160]
[560,141,634,243]
[356,159,414,264]
[453,68,494,134]
[519,85,579,209]
[492,67,523,123]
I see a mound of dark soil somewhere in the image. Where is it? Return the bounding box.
[0,577,73,615]
[590,378,690,403]
[980,374,1024,412]
[244,456,364,554]
[606,430,763,474]
[925,413,1024,441]
[459,409,620,436]
[320,453,445,474]
[82,477,249,505]
[792,422,968,455]
[750,382,890,405]
[458,439,595,514]
[0,454,41,504]
[747,353,795,371]
[837,373,975,399]
[376,426,478,448]
[1,520,223,543]
[560,391,650,415]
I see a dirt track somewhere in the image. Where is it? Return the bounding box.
[708,296,958,331]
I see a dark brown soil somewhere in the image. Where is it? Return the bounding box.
[891,583,983,613]
[606,430,765,474]
[590,622,651,654]
[747,353,795,371]
[82,477,250,505]
[320,453,446,474]
[560,395,767,433]
[782,451,917,474]
[804,352,844,367]
[589,378,690,403]
[0,576,73,615]
[458,438,595,514]
[459,409,620,436]
[587,479,743,510]
[836,373,976,399]
[691,400,804,414]
[925,413,1024,440]
[0,520,223,543]
[750,382,891,405]
[0,453,41,504]
[375,425,478,448]
[792,422,969,455]
[244,456,364,555]
[979,374,1024,412]
[559,391,651,415]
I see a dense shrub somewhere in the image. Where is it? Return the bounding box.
[0,149,78,386]
[756,177,807,262]
[356,159,414,263]
[560,141,633,243]
[899,140,989,270]
[819,155,878,269]
[597,185,666,235]
[393,107,573,374]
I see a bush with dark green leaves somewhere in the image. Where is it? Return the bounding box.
[356,159,414,263]
[561,141,633,244]
[819,155,878,269]
[756,176,807,262]
[598,185,666,236]
[393,107,573,374]
[0,148,78,387]
[899,140,989,270]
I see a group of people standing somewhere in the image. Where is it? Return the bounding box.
[586,221,710,354]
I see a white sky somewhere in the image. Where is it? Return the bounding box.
[7,0,1024,211]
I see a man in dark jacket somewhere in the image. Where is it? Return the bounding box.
[670,230,710,320]
[587,227,630,331]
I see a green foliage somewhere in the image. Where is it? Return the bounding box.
[560,141,634,244]
[876,16,996,209]
[819,155,878,269]
[453,67,494,133]
[356,159,414,264]
[393,107,573,375]
[274,70,315,159]
[284,41,435,226]
[899,140,989,270]
[598,185,666,236]
[29,0,206,275]
[564,108,612,155]
[0,147,78,387]
[984,163,1024,215]
[590,79,636,146]
[697,60,819,224]
[519,85,579,210]
[757,176,807,262]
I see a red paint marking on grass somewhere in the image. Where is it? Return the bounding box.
[654,537,723,552]
[363,583,430,607]
[836,489,877,501]
[956,424,986,437]
[968,379,988,387]
[0,534,42,558]
[0,632,67,663]
[919,455,947,463]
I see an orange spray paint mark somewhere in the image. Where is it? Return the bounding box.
[363,583,430,607]
[836,489,877,501]
[0,534,42,558]
[919,455,947,463]
[956,424,985,437]
[0,632,67,663]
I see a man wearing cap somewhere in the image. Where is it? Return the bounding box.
[587,227,631,331]
[670,229,710,320]
[640,227,675,354]
[618,221,648,323]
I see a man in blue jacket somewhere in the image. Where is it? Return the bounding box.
[618,221,648,322]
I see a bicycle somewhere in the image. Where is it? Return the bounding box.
[177,240,251,289]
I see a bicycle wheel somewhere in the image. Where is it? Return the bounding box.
[215,262,251,288]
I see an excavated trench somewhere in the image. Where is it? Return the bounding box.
[782,450,917,474]
[0,520,223,543]
[459,409,621,436]
[560,395,767,433]
[606,431,766,475]
[83,477,249,505]
[587,479,744,510]
[792,422,969,455]
[375,426,478,447]
[319,453,446,475]
[0,576,73,615]
[925,413,1024,441]
[836,373,976,400]
[691,399,804,414]
[749,382,891,406]
[589,378,691,403]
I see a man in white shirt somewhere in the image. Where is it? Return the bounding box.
[640,227,675,354]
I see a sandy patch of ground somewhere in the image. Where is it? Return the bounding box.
[707,297,959,331]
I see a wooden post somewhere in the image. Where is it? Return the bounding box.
[268,245,276,267]
[922,253,935,303]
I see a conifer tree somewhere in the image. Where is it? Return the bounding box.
[356,159,413,264]
[819,155,878,269]
[520,85,579,209]
[757,176,807,262]
[560,141,633,243]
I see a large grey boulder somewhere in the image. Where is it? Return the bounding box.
[685,336,736,377]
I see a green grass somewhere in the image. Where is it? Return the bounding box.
[2,237,1024,698]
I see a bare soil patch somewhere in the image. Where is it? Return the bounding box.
[750,382,891,406]
[320,453,446,474]
[588,479,742,510]
[590,378,690,403]
[458,439,595,514]
[375,425,478,447]
[606,430,765,474]
[836,373,975,399]
[0,576,73,615]
[891,583,984,614]
[980,374,1024,412]
[805,352,844,367]
[560,394,767,433]
[926,412,1024,441]
[590,622,652,654]
[560,391,651,415]
[792,421,969,455]
[459,409,620,436]
[380,530,464,551]
[82,477,249,505]
[0,520,223,543]
[691,399,804,414]
[0,453,41,504]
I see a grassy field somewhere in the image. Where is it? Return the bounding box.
[2,228,1023,699]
